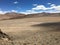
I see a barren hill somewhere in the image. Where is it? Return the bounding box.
[26,13,60,18]
[0,12,60,20]
[0,12,26,20]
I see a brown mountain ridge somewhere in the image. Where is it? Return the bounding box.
[0,12,60,20]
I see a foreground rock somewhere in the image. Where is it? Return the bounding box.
[0,29,11,41]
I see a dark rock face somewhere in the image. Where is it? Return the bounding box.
[0,29,11,41]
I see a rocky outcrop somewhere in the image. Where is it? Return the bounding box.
[0,29,11,41]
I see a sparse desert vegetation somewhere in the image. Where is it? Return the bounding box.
[0,15,60,45]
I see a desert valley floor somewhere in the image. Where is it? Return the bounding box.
[0,17,60,45]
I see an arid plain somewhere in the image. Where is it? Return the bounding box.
[0,16,60,45]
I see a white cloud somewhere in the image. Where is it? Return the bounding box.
[0,9,9,14]
[20,9,43,14]
[32,5,47,10]
[49,4,60,10]
[11,10,17,12]
[0,3,60,14]
[20,10,39,14]
[32,3,60,11]
[50,4,56,7]
[13,1,18,4]
[33,4,38,6]
[0,9,18,14]
[55,6,60,10]
[0,11,10,14]
[0,11,6,14]
[48,3,51,5]
[20,3,60,14]
[51,5,60,10]
[44,10,60,13]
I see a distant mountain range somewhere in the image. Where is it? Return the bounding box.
[0,12,26,20]
[0,12,60,20]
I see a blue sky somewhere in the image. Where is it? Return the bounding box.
[0,0,60,14]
